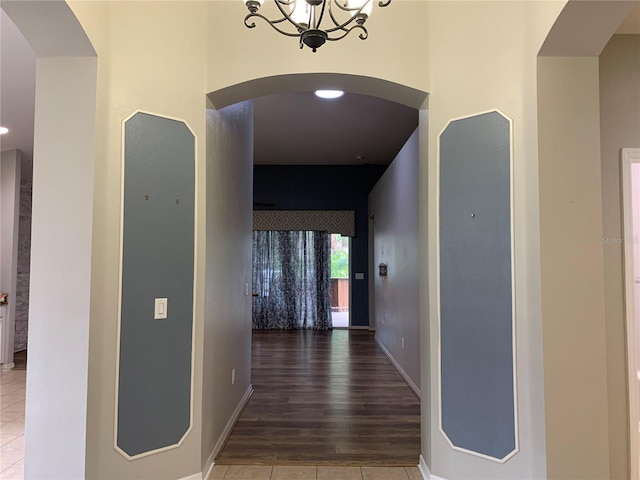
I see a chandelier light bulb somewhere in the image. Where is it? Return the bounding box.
[290,0,310,26]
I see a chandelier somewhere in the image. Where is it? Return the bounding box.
[242,0,392,53]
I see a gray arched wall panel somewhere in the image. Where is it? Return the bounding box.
[439,111,516,460]
[117,112,195,457]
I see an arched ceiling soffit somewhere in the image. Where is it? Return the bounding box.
[539,0,638,56]
[1,0,94,57]
[207,73,428,110]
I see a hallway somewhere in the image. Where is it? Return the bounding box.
[216,330,421,467]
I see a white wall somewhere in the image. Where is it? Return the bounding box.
[204,2,431,99]
[538,56,609,480]
[369,129,420,394]
[0,149,21,368]
[24,57,96,480]
[201,101,254,473]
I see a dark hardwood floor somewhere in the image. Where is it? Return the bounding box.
[215,329,421,466]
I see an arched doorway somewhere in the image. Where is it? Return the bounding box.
[202,72,428,475]
[537,2,639,478]
[0,2,97,478]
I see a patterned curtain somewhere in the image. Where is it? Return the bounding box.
[252,231,332,330]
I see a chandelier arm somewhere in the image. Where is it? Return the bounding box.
[314,0,328,31]
[323,12,366,33]
[274,0,296,7]
[271,0,308,31]
[325,23,368,41]
[326,3,361,32]
[327,1,342,28]
[332,0,369,14]
[378,0,391,6]
[244,13,303,36]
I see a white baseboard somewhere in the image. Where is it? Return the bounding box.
[419,455,446,480]
[349,325,369,330]
[178,473,202,480]
[375,335,420,399]
[202,384,254,480]
[202,460,215,480]
[418,455,430,480]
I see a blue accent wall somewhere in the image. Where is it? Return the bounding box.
[253,165,387,327]
[439,111,515,459]
[118,112,195,456]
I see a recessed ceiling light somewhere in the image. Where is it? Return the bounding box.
[0,127,8,135]
[315,90,344,99]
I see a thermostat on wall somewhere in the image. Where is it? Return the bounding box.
[378,264,387,277]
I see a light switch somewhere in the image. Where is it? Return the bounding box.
[244,283,249,296]
[355,272,365,280]
[154,298,168,320]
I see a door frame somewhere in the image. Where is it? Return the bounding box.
[622,147,640,480]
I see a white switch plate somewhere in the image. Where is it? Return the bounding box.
[355,272,365,280]
[154,298,168,319]
[244,283,249,296]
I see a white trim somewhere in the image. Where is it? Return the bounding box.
[418,455,430,480]
[349,325,369,330]
[202,460,216,480]
[622,147,640,480]
[418,455,447,480]
[177,474,202,480]
[435,109,519,463]
[114,110,199,460]
[202,384,254,477]
[375,335,420,399]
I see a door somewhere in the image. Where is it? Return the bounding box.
[330,233,350,328]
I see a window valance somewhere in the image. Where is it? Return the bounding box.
[253,210,355,237]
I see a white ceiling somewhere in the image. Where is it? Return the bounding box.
[253,91,418,165]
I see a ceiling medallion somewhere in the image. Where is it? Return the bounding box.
[242,0,392,53]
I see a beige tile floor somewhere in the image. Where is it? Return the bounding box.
[0,368,26,480]
[0,368,423,480]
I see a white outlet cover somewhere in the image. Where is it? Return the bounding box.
[154,298,168,320]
